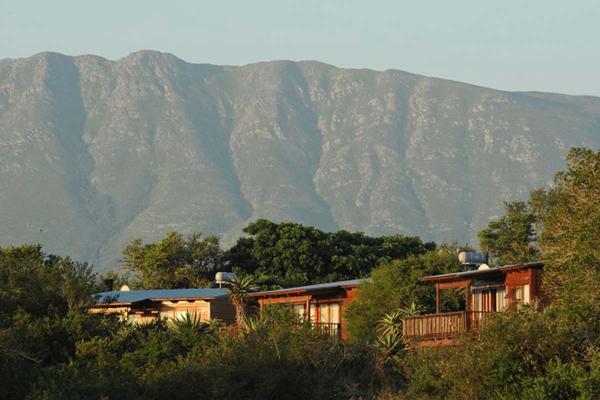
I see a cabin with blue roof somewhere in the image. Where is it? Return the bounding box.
[89,287,236,324]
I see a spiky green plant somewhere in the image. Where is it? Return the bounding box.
[243,315,268,333]
[228,275,256,326]
[397,301,427,318]
[377,310,404,338]
[168,312,213,344]
[375,330,405,361]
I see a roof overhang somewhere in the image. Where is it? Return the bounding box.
[420,262,544,284]
[246,282,360,299]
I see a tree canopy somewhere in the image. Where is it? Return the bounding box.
[226,219,434,287]
[478,200,541,266]
[121,231,224,289]
[538,148,600,335]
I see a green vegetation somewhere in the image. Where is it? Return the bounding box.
[122,231,224,289]
[478,200,540,265]
[1,147,599,399]
[345,248,463,342]
[226,219,433,287]
[121,220,432,289]
[0,258,379,400]
[394,148,600,399]
[228,275,255,325]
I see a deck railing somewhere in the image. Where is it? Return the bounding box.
[403,311,490,340]
[312,322,341,337]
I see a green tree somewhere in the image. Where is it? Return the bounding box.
[540,148,600,269]
[0,244,102,400]
[478,200,540,265]
[539,147,600,339]
[346,249,462,342]
[122,231,224,289]
[226,219,431,287]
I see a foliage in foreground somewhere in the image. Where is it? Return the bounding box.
[29,309,380,400]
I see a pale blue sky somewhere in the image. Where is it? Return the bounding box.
[1,1,599,95]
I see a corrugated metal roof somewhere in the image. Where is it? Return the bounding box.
[96,288,230,304]
[247,279,363,297]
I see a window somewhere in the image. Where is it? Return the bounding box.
[317,303,341,324]
[472,291,483,312]
[512,285,530,305]
[292,304,306,319]
[514,286,523,302]
[312,303,341,336]
[473,289,506,312]
[495,289,506,312]
[330,303,340,324]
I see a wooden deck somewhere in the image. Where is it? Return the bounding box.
[403,311,490,341]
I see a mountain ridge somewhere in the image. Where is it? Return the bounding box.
[16,50,596,97]
[1,51,599,270]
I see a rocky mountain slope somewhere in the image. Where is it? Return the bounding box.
[1,51,599,270]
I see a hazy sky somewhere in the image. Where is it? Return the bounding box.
[1,1,599,95]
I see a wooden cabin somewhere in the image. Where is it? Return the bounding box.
[403,262,543,346]
[246,279,361,340]
[89,288,236,324]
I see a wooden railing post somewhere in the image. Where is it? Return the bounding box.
[466,311,471,332]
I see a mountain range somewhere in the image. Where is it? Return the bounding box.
[1,51,599,270]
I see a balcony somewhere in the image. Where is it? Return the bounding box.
[403,311,491,341]
[312,322,341,337]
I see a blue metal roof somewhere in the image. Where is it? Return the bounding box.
[247,279,363,297]
[96,288,230,304]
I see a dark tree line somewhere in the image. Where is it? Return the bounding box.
[121,219,434,289]
[226,219,434,287]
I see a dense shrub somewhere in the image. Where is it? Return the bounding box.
[346,249,463,342]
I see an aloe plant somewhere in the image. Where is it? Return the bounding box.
[229,275,256,325]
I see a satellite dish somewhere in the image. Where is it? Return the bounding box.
[120,285,130,291]
[477,264,490,270]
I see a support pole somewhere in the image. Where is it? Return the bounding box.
[435,284,441,314]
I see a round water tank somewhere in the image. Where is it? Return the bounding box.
[215,272,236,284]
[477,264,490,270]
[120,285,130,291]
[458,252,488,265]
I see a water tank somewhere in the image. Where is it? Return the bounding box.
[215,272,236,284]
[120,285,130,291]
[458,252,488,265]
